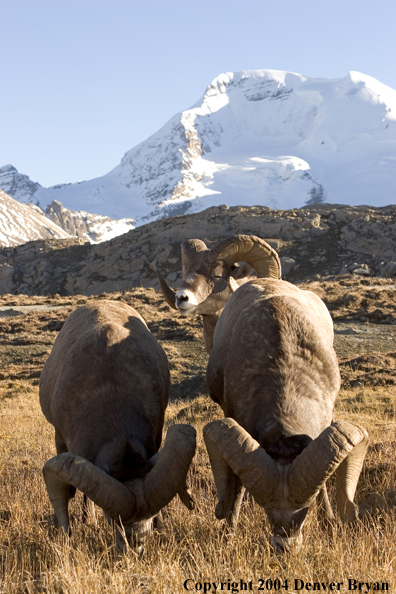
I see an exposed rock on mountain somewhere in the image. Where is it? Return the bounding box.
[1,70,395,228]
[0,173,136,245]
[0,190,71,248]
[0,165,42,204]
[1,203,395,297]
[45,200,135,243]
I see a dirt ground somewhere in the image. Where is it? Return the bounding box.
[1,275,395,401]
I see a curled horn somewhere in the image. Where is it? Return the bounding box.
[43,453,133,533]
[288,421,369,513]
[203,418,278,508]
[206,235,281,279]
[140,424,196,515]
[43,424,196,531]
[157,274,177,310]
[181,239,208,277]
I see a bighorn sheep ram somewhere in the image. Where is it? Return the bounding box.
[158,235,281,352]
[203,279,369,552]
[39,300,196,553]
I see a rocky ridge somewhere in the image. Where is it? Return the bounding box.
[0,167,136,246]
[0,190,72,248]
[45,200,136,243]
[0,203,395,298]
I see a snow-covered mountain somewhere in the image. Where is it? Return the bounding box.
[2,70,396,227]
[0,190,72,247]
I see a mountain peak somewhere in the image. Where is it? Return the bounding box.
[1,69,395,238]
[0,164,42,205]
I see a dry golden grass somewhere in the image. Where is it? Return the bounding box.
[0,285,395,593]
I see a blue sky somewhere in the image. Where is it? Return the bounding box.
[1,0,395,187]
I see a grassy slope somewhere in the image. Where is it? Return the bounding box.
[0,283,395,593]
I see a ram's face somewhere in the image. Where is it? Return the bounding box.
[175,260,231,316]
[158,236,280,322]
[113,518,153,555]
[265,505,310,553]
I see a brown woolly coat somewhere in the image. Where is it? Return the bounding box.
[39,300,170,481]
[207,279,341,461]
